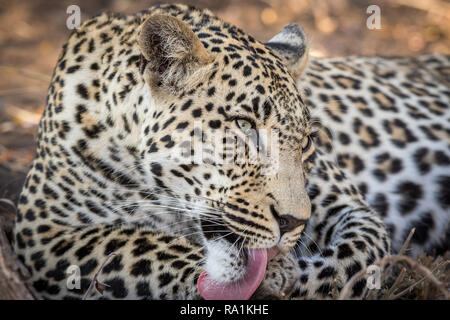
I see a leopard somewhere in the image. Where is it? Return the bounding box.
[12,4,449,300]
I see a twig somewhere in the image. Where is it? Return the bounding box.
[393,0,450,20]
[382,228,415,283]
[399,228,415,256]
[82,252,117,300]
[0,65,51,82]
[0,198,16,208]
[0,86,47,96]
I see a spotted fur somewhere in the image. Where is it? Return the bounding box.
[13,4,448,300]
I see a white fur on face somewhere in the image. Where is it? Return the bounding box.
[204,238,247,284]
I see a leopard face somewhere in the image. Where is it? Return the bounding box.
[135,13,315,283]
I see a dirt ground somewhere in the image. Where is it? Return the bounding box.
[0,0,449,200]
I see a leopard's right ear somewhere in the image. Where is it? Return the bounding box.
[138,14,213,93]
[266,23,309,81]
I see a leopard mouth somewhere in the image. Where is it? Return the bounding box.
[198,246,280,300]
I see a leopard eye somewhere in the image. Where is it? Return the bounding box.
[302,136,312,152]
[235,119,253,134]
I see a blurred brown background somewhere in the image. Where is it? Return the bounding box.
[0,0,449,202]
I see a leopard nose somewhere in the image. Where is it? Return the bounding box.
[277,214,307,235]
[270,205,308,236]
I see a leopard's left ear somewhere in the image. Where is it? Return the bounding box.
[266,23,309,80]
[138,14,213,93]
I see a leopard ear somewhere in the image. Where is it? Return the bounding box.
[138,14,212,93]
[266,23,309,80]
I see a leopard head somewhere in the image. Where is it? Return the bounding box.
[137,13,313,287]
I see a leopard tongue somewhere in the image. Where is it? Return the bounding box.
[198,249,268,300]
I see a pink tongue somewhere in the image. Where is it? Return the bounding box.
[198,249,268,300]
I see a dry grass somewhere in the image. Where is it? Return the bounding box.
[337,252,450,300]
[336,229,450,300]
